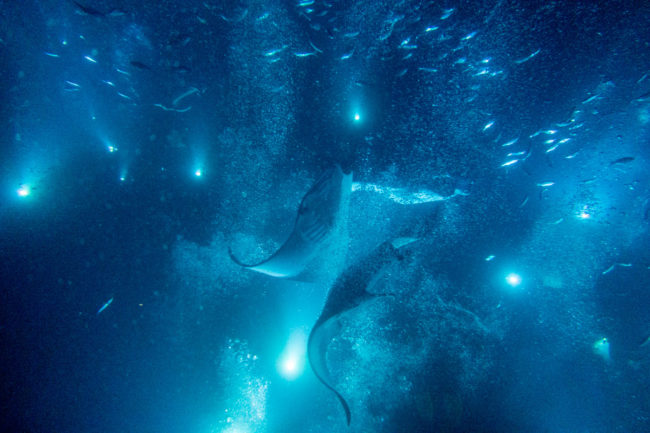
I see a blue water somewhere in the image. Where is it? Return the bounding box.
[1,1,649,432]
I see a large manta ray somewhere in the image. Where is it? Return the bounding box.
[307,238,416,425]
[229,165,352,278]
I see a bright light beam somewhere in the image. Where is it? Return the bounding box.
[276,329,307,381]
[505,272,522,288]
[17,184,31,197]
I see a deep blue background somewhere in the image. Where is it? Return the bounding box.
[1,1,649,432]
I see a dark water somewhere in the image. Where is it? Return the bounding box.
[1,1,649,432]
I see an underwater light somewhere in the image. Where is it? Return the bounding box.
[277,329,307,380]
[505,273,522,288]
[17,184,31,197]
[593,337,611,363]
[282,357,298,375]
[353,112,361,122]
[195,169,202,177]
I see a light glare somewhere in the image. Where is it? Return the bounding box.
[277,329,307,380]
[17,185,30,197]
[505,273,522,287]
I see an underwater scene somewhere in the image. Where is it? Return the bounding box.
[1,1,649,432]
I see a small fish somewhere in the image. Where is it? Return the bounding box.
[44,52,60,58]
[610,156,635,165]
[537,182,554,188]
[294,51,317,57]
[264,46,287,57]
[633,90,650,103]
[441,8,455,19]
[582,94,600,104]
[461,31,477,41]
[500,159,519,167]
[97,297,114,315]
[501,138,519,147]
[601,264,615,275]
[130,60,151,70]
[519,196,529,208]
[514,48,540,65]
[483,121,495,131]
[154,103,191,113]
[565,151,579,159]
[305,41,321,55]
[74,1,106,16]
[640,335,650,347]
[340,50,354,60]
[485,255,495,261]
[545,143,559,153]
[172,87,199,107]
[107,8,126,17]
[84,55,97,63]
[172,65,191,74]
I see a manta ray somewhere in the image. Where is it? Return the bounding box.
[307,237,416,425]
[229,165,352,278]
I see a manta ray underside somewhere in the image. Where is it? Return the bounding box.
[229,165,352,278]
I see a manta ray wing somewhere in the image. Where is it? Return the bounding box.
[229,165,352,278]
[307,316,352,425]
[306,238,416,424]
